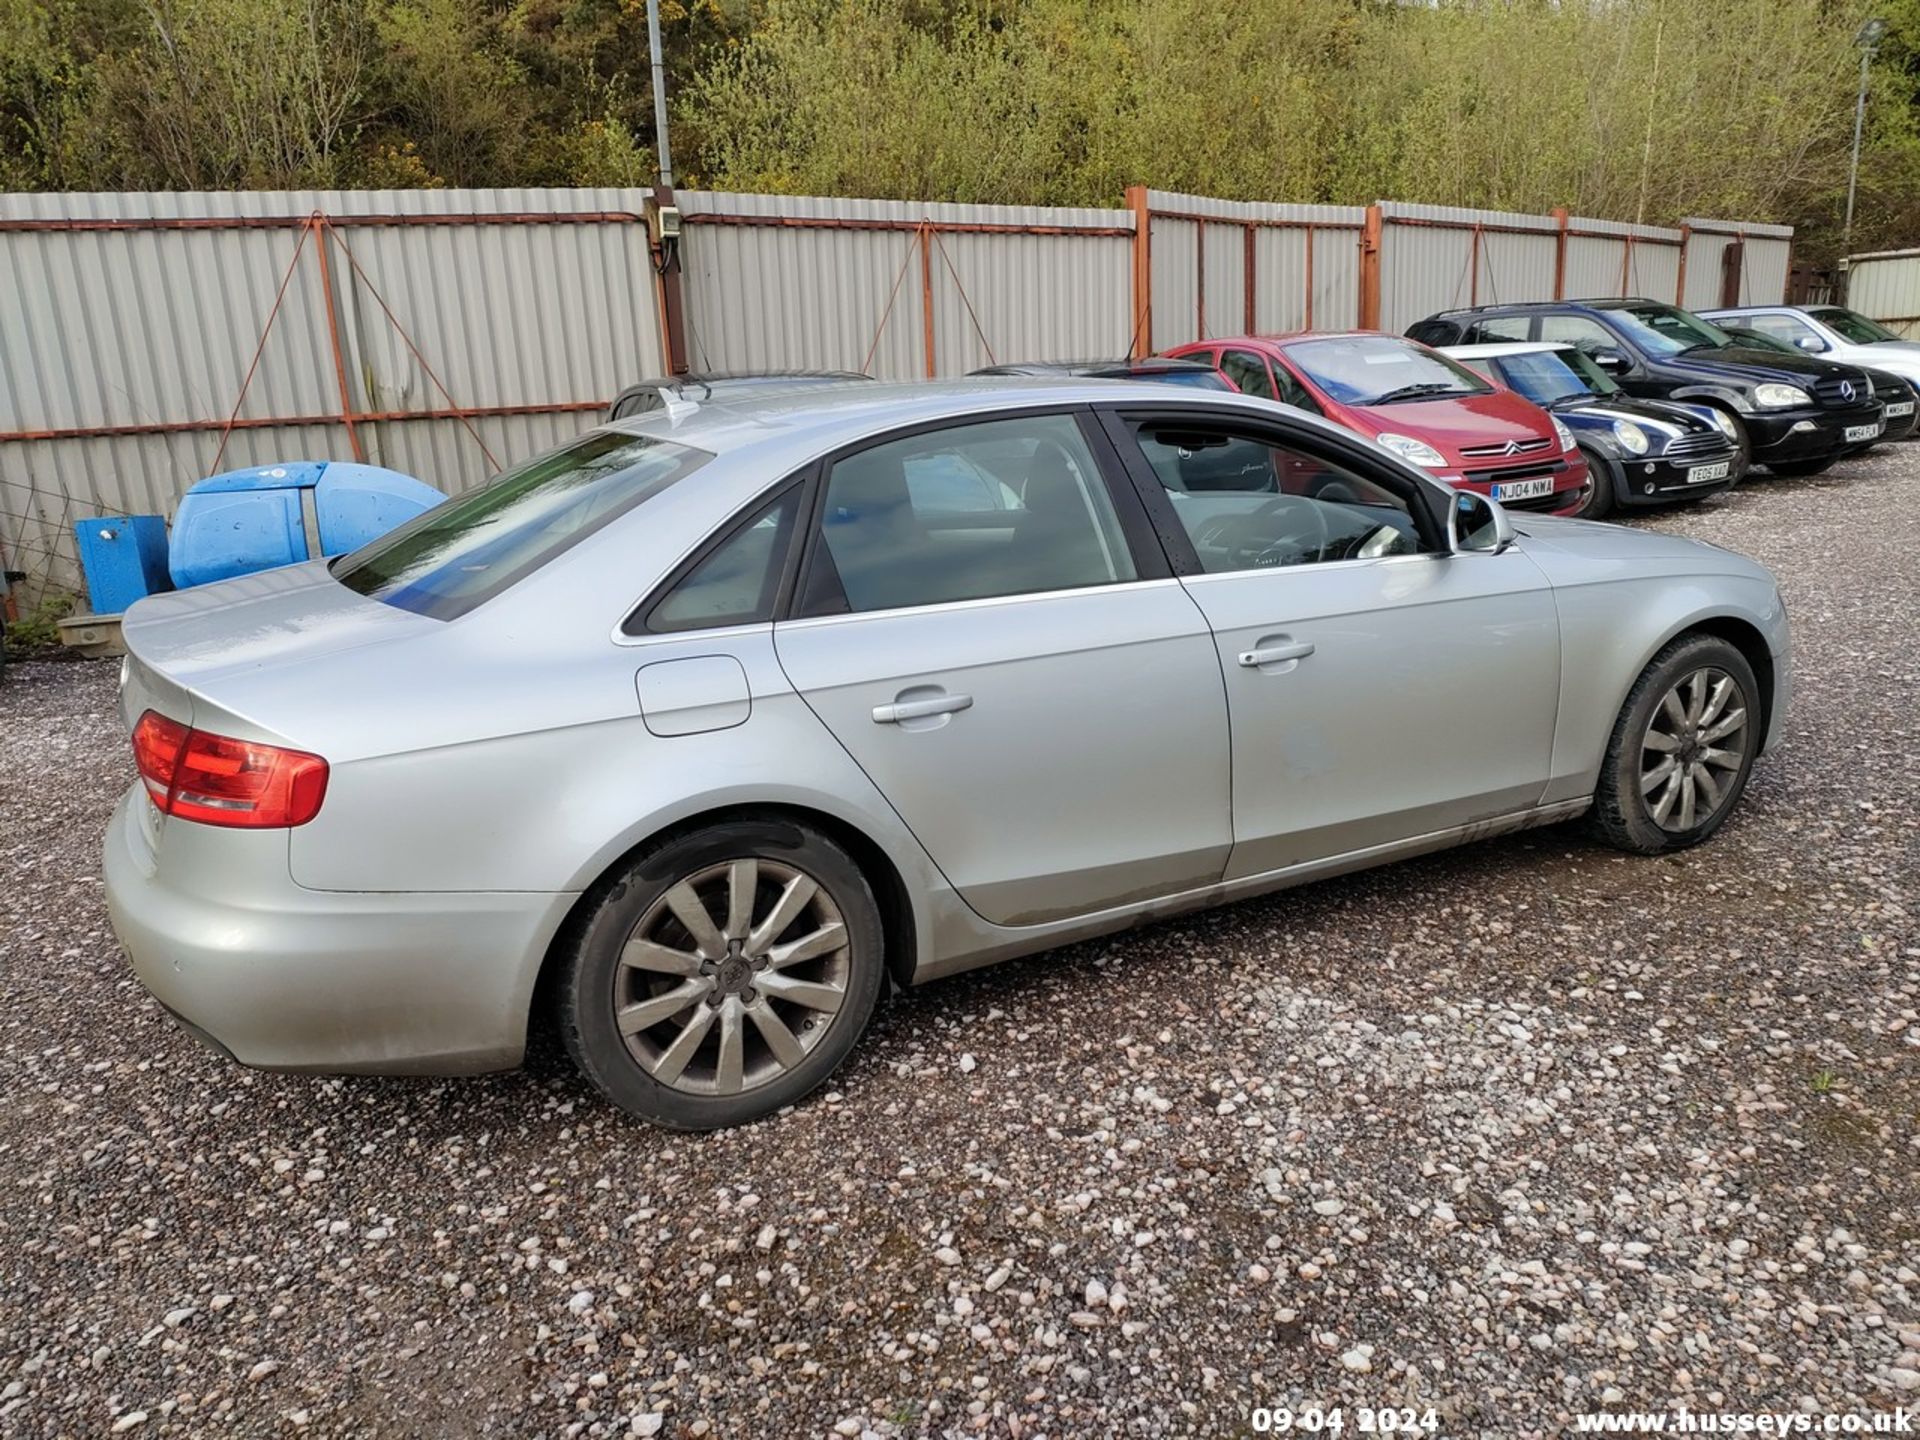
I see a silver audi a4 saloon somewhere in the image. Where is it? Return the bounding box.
[105,381,1790,1128]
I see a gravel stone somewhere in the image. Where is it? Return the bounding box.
[3,452,1919,1435]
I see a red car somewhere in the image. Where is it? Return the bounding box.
[1166,332,1593,515]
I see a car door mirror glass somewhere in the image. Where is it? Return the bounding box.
[1450,491,1514,555]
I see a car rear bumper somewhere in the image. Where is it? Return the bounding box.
[103,786,575,1075]
[1743,405,1881,463]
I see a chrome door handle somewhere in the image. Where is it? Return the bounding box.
[1238,640,1315,668]
[872,693,974,725]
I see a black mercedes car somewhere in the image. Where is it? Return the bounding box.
[1710,325,1918,451]
[1441,341,1743,518]
[1407,299,1882,477]
[968,357,1231,389]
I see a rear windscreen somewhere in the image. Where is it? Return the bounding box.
[332,430,711,619]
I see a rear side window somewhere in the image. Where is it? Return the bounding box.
[334,430,710,620]
[806,414,1136,615]
[644,490,799,633]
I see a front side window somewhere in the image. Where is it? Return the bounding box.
[1219,350,1277,401]
[1126,423,1423,573]
[1538,313,1624,355]
[334,431,711,620]
[809,414,1136,615]
[1267,358,1323,413]
[1741,313,1820,348]
[1281,336,1491,407]
[645,490,799,632]
[1811,306,1901,345]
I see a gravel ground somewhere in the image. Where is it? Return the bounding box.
[3,449,1917,1440]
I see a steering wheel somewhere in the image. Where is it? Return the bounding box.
[1224,497,1329,569]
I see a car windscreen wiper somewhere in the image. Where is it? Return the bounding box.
[1366,382,1460,405]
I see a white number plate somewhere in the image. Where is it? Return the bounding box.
[1844,423,1881,442]
[1686,461,1731,483]
[1887,400,1914,418]
[1492,477,1554,501]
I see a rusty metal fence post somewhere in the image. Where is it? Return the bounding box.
[1359,204,1384,331]
[1127,186,1152,358]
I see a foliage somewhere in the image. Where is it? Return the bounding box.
[0,0,1913,264]
[685,0,1879,245]
[6,590,80,651]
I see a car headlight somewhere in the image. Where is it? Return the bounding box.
[1703,407,1738,438]
[1753,382,1811,409]
[1375,432,1446,467]
[1551,416,1577,452]
[1610,419,1649,455]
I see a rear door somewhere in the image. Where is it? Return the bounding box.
[1100,406,1562,879]
[773,408,1233,927]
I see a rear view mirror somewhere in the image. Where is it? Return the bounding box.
[1795,334,1827,353]
[1449,491,1515,555]
[1589,347,1629,374]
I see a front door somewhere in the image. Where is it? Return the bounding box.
[774,410,1233,927]
[1101,409,1563,879]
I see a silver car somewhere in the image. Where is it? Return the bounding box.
[104,382,1790,1129]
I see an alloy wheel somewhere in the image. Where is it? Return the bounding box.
[1639,666,1749,832]
[612,858,850,1096]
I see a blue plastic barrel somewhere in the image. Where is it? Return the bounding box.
[169,461,442,589]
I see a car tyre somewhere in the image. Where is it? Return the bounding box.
[1571,446,1615,519]
[1584,634,1761,855]
[559,816,885,1129]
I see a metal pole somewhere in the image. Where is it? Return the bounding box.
[1845,47,1870,247]
[647,0,674,187]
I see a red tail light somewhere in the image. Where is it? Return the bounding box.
[131,710,329,828]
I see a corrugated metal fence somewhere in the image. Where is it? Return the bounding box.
[1841,247,1920,338]
[0,184,1792,603]
[0,187,665,601]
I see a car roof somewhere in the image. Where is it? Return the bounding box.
[596,378,1317,459]
[1198,331,1380,346]
[1440,341,1576,359]
[970,358,1217,376]
[616,370,871,395]
[1425,297,1664,321]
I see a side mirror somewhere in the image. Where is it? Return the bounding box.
[1589,347,1629,374]
[1450,490,1515,555]
[1795,334,1827,353]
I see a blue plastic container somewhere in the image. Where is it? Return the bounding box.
[169,461,443,589]
[74,515,173,615]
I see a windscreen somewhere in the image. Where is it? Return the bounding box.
[1814,307,1903,344]
[1284,336,1491,405]
[332,430,711,620]
[1609,304,1732,357]
[1494,350,1614,404]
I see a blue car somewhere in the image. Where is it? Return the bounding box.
[1443,342,1745,518]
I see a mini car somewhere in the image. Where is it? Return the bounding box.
[1443,341,1743,517]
